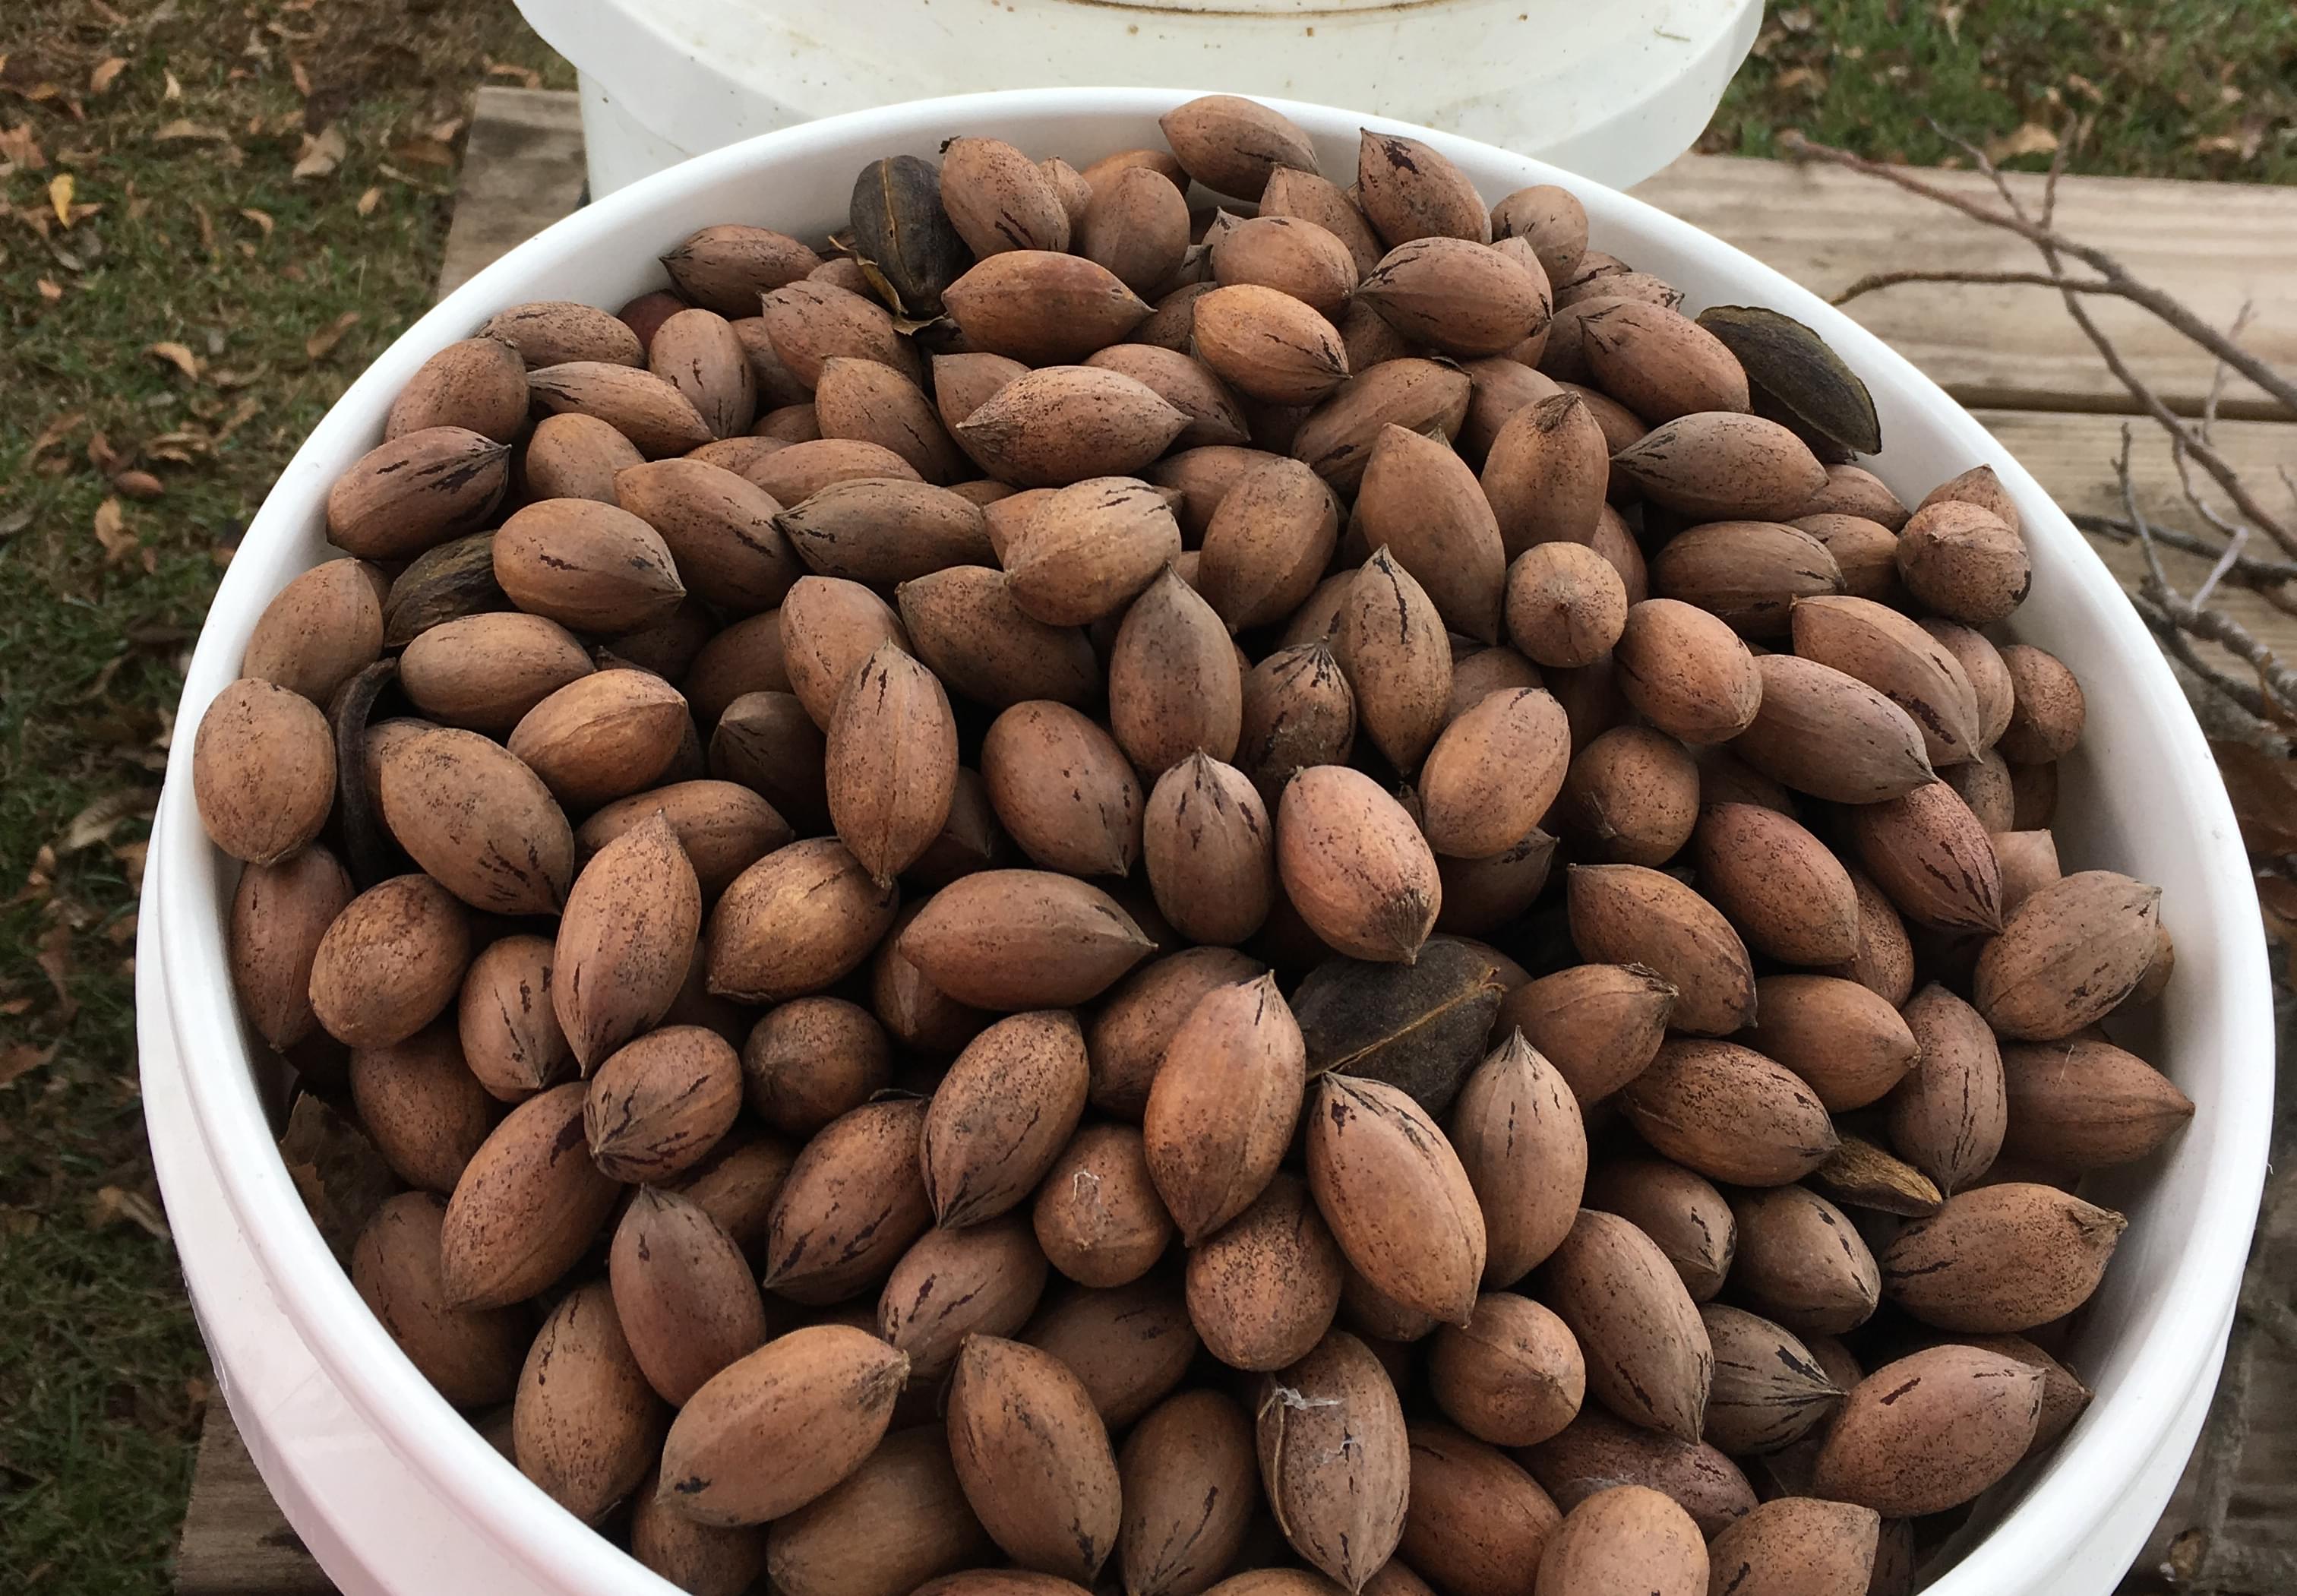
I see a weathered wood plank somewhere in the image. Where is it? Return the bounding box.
[174,1405,335,1596]
[1633,154,2297,421]
[435,87,588,299]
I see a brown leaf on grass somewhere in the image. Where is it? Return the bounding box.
[355,185,380,216]
[115,839,149,893]
[146,340,200,380]
[153,119,229,144]
[32,411,87,454]
[0,122,46,169]
[163,70,182,102]
[93,497,137,564]
[2213,741,2297,855]
[304,311,359,360]
[49,173,74,227]
[1985,122,2060,163]
[0,1042,58,1089]
[36,921,74,1021]
[0,507,30,542]
[59,789,160,854]
[215,397,263,444]
[290,58,311,98]
[36,277,63,302]
[87,431,119,474]
[113,469,163,500]
[485,61,543,90]
[88,1185,171,1241]
[291,123,344,179]
[239,207,272,238]
[90,57,128,95]
[389,137,454,169]
[0,997,32,1017]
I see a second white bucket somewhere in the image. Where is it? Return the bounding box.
[516,0,1763,198]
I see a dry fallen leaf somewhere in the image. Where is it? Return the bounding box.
[2254,872,2297,933]
[291,58,312,98]
[305,310,359,360]
[0,122,46,169]
[279,1095,398,1262]
[37,277,63,303]
[89,1185,172,1241]
[90,57,128,95]
[36,921,74,1019]
[146,340,201,381]
[1985,122,2061,163]
[355,185,381,216]
[2213,741,2297,855]
[49,173,74,227]
[93,496,137,564]
[390,137,455,169]
[113,469,164,500]
[0,1042,58,1090]
[239,206,273,238]
[31,411,87,454]
[59,789,160,853]
[153,119,230,144]
[292,122,345,180]
[115,839,150,893]
[163,69,182,102]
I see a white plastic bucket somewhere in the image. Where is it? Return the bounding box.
[513,0,1763,197]
[141,87,2270,1596]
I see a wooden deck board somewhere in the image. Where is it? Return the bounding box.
[1632,154,2297,421]
[179,89,2297,1596]
[434,87,587,299]
[173,1405,333,1596]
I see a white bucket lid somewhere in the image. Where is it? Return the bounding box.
[517,0,1761,188]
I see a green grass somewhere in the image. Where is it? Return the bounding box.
[1706,0,2297,183]
[0,3,567,1588]
[0,0,2289,1588]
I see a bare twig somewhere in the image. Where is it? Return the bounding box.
[2073,512,2297,584]
[2136,598,2276,719]
[2118,428,2172,589]
[2201,301,2256,445]
[2054,267,2297,555]
[1830,267,2120,305]
[1807,125,2297,554]
[1779,133,2297,419]
[2193,527,2251,610]
[2119,450,2297,715]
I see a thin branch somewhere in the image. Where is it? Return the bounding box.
[2201,300,2256,445]
[2119,450,2297,715]
[1779,133,2297,419]
[2145,591,2297,714]
[2071,513,2297,584]
[2193,527,2251,610]
[1830,267,2121,305]
[2119,429,2172,590]
[2054,265,2297,555]
[2136,597,2276,719]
